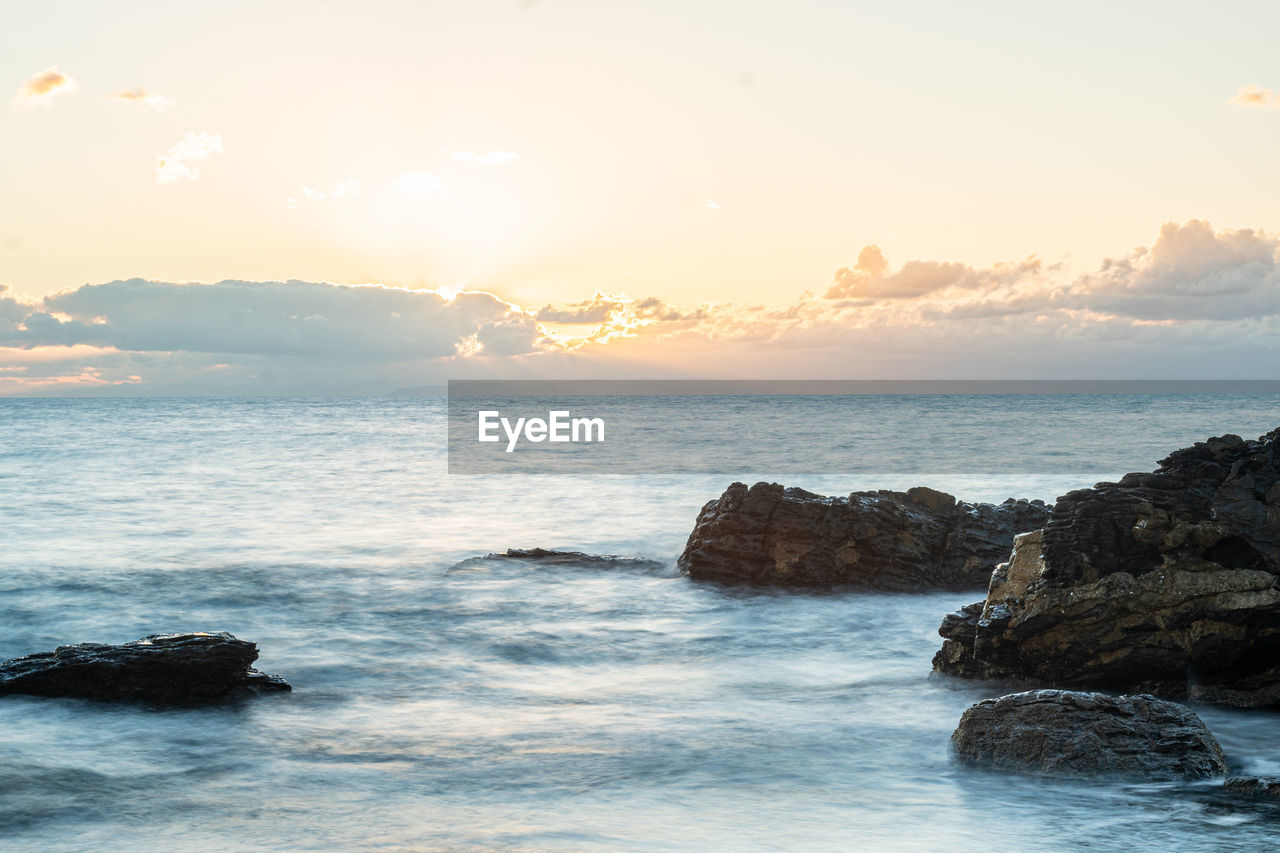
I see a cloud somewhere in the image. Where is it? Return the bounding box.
[0,285,35,344]
[306,181,359,199]
[105,87,175,111]
[0,279,572,393]
[156,132,223,183]
[0,279,555,360]
[705,201,720,209]
[453,151,519,165]
[290,180,360,207]
[471,315,552,356]
[1229,85,1280,108]
[395,170,443,193]
[1069,220,1280,321]
[0,285,30,321]
[536,295,627,324]
[825,245,1043,299]
[817,221,1280,325]
[530,221,1280,371]
[532,292,703,348]
[7,220,1280,394]
[12,66,77,110]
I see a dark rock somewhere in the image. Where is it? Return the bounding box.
[1225,776,1280,796]
[677,482,1048,590]
[454,548,668,572]
[0,632,291,702]
[951,689,1227,779]
[934,428,1280,706]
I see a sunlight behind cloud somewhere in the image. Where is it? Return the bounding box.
[4,217,1280,392]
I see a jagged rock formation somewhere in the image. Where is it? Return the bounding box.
[0,632,291,702]
[951,689,1227,779]
[935,429,1280,706]
[677,482,1048,590]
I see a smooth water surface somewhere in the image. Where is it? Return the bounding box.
[3,395,1280,851]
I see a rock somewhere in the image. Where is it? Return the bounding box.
[0,632,291,702]
[1225,776,1280,797]
[951,689,1228,780]
[453,548,668,572]
[677,482,1048,590]
[934,428,1280,706]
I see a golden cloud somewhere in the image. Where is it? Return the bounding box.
[11,66,77,109]
[106,87,175,111]
[1229,85,1280,108]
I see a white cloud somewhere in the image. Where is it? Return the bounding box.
[705,201,721,209]
[453,150,520,165]
[825,245,1043,299]
[394,170,443,193]
[521,221,1280,369]
[11,66,77,110]
[815,221,1280,323]
[1069,220,1280,321]
[155,132,224,184]
[296,180,360,203]
[105,87,175,111]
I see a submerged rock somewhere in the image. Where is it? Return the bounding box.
[0,632,291,702]
[677,482,1048,590]
[1225,776,1280,797]
[934,429,1280,706]
[454,548,668,572]
[952,689,1227,779]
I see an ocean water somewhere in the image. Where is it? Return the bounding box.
[3,394,1280,851]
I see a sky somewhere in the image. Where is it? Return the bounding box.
[3,0,1280,394]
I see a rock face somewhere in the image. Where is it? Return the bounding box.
[678,482,1048,590]
[952,689,1227,779]
[935,429,1280,707]
[0,632,291,702]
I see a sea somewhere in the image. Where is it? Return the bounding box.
[3,393,1280,851]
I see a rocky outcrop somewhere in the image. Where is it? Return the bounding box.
[678,482,1048,590]
[935,429,1280,706]
[1225,776,1280,797]
[951,689,1227,779]
[0,632,291,702]
[453,548,668,572]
